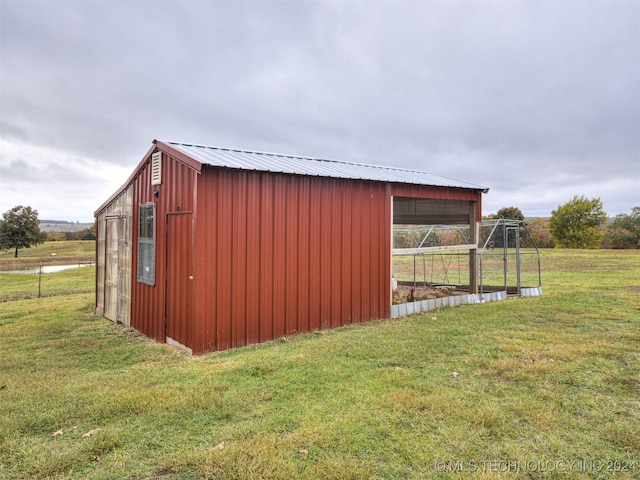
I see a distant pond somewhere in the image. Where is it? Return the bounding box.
[2,264,94,275]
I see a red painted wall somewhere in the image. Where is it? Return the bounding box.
[128,147,482,354]
[129,152,198,344]
[190,167,481,354]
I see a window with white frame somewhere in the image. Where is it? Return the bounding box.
[137,203,155,285]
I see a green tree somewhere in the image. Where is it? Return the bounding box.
[548,195,608,249]
[0,205,47,257]
[81,225,96,240]
[602,207,640,249]
[494,206,525,221]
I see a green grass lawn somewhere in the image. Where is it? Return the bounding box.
[0,265,95,302]
[0,249,638,479]
[0,241,95,301]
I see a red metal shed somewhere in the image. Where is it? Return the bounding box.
[95,140,487,354]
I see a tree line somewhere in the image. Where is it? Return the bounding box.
[486,196,639,249]
[0,206,94,257]
[45,227,95,242]
[2,198,639,258]
[394,198,638,251]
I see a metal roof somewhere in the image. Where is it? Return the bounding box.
[163,141,488,192]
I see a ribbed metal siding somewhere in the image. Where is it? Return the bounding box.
[166,212,194,350]
[190,168,483,353]
[192,168,391,353]
[130,152,197,344]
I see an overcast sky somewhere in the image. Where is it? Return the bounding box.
[1,0,638,222]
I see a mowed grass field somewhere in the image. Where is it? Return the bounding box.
[0,241,95,301]
[0,240,94,270]
[0,245,638,479]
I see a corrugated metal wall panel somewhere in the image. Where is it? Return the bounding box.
[284,178,299,335]
[191,169,398,353]
[330,180,343,328]
[131,160,158,342]
[259,174,275,342]
[296,177,311,334]
[231,171,248,348]
[193,169,216,353]
[245,173,261,346]
[166,212,194,350]
[216,170,233,351]
[341,182,353,324]
[359,183,372,322]
[130,151,197,345]
[308,180,323,332]
[319,179,332,329]
[349,183,363,323]
[273,175,287,339]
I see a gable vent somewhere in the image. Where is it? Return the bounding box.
[151,152,162,185]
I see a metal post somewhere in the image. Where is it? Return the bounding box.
[515,224,521,296]
[38,262,42,298]
[422,254,426,286]
[413,254,417,288]
[469,202,478,294]
[503,220,508,293]
[479,251,484,295]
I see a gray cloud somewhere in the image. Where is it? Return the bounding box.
[1,0,638,221]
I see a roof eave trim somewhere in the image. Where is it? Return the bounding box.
[94,143,158,217]
[154,140,204,173]
[94,141,206,217]
[199,161,489,193]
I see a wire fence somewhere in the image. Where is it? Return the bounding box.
[0,263,95,302]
